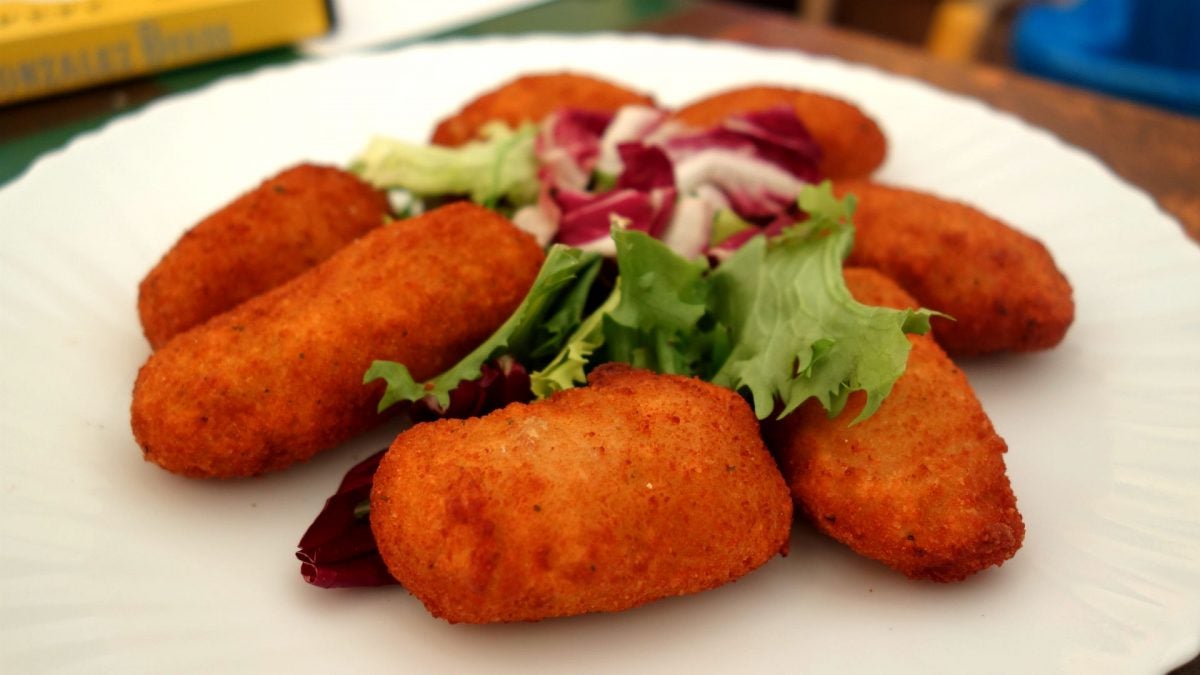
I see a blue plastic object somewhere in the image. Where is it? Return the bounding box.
[1012,0,1200,116]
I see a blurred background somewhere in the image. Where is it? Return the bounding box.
[2,0,1197,115]
[737,0,1022,65]
[735,0,1199,116]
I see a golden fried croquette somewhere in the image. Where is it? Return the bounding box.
[370,364,793,623]
[138,163,390,350]
[430,71,655,146]
[672,85,887,179]
[763,268,1024,582]
[131,202,543,479]
[835,180,1074,355]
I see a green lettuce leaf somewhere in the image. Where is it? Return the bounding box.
[364,246,601,411]
[528,183,933,422]
[530,228,717,395]
[350,122,539,209]
[602,229,711,375]
[365,182,934,423]
[530,281,621,398]
[708,211,933,422]
[525,253,603,363]
[710,207,754,247]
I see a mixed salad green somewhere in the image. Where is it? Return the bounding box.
[364,182,933,424]
[352,103,934,423]
[297,104,937,588]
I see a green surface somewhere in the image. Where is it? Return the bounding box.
[428,0,691,38]
[0,0,692,188]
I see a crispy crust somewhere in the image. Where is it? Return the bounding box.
[835,180,1075,355]
[430,71,655,146]
[138,164,390,349]
[763,268,1024,582]
[131,202,544,478]
[671,85,887,180]
[371,364,793,623]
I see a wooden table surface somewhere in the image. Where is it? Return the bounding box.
[637,1,1200,244]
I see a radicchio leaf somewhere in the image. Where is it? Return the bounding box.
[553,186,677,250]
[659,195,716,261]
[721,106,823,181]
[615,142,675,191]
[520,104,825,258]
[535,109,613,190]
[595,105,673,177]
[297,358,533,589]
[296,449,393,588]
[411,355,533,420]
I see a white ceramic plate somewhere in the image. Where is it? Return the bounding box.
[1,34,1198,675]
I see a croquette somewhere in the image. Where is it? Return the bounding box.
[672,85,887,179]
[835,180,1075,355]
[763,268,1024,582]
[138,163,391,349]
[430,71,656,146]
[131,202,544,479]
[370,364,793,623]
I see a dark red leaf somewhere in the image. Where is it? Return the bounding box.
[615,142,675,191]
[298,358,533,589]
[300,555,396,589]
[724,105,823,181]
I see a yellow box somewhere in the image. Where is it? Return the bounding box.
[0,0,333,105]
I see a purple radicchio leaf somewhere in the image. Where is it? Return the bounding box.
[522,103,825,259]
[659,194,716,261]
[296,449,394,588]
[535,108,613,190]
[660,105,822,226]
[595,105,672,177]
[553,142,678,250]
[297,357,533,589]
[708,202,806,261]
[671,149,805,222]
[662,105,822,183]
[411,355,533,421]
[615,142,675,191]
[553,186,677,251]
[721,105,823,182]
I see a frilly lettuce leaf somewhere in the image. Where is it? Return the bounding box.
[367,182,934,422]
[601,227,711,376]
[364,245,601,411]
[350,122,539,209]
[710,207,755,247]
[530,282,621,398]
[529,227,715,397]
[527,182,933,421]
[708,182,932,421]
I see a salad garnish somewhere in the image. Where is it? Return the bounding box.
[351,104,823,258]
[366,182,935,422]
[302,109,937,589]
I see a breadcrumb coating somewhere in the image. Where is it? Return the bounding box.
[131,202,544,478]
[764,268,1024,582]
[835,180,1075,355]
[138,163,390,349]
[430,71,655,146]
[371,364,793,623]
